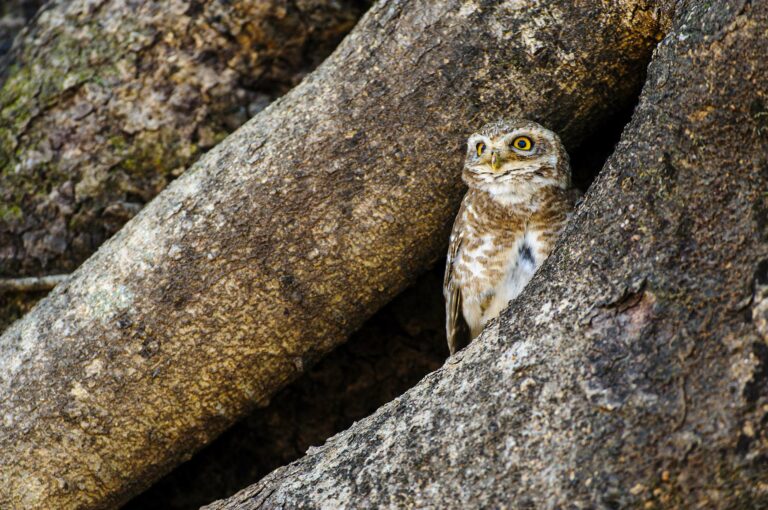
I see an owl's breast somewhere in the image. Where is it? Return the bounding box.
[455,232,515,293]
[456,227,546,336]
[454,228,517,332]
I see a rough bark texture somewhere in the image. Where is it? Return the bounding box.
[0,0,368,331]
[0,1,662,508]
[206,1,768,508]
[0,0,44,57]
[125,267,446,510]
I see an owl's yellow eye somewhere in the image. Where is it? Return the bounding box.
[512,136,533,151]
[476,142,486,156]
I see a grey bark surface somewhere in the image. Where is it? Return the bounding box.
[205,1,768,509]
[0,0,662,508]
[0,0,367,331]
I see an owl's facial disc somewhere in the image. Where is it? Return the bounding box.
[462,120,571,197]
[466,131,546,177]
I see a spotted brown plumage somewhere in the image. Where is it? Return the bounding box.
[444,119,578,354]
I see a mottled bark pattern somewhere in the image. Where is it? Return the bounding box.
[0,0,367,329]
[206,1,768,509]
[0,0,661,508]
[125,268,446,510]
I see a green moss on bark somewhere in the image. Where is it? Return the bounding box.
[0,0,369,284]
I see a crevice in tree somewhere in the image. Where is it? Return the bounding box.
[0,0,44,59]
[122,94,643,510]
[569,97,639,192]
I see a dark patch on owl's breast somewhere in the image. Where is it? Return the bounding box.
[519,244,535,266]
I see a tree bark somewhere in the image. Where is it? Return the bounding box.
[124,111,627,509]
[0,0,662,508]
[0,0,368,330]
[125,267,447,510]
[204,1,768,509]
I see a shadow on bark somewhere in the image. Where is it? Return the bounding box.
[0,0,43,57]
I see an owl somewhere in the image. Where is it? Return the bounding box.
[444,119,578,354]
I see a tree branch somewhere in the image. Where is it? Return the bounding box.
[0,274,69,292]
[0,0,368,329]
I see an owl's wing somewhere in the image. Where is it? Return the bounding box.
[444,201,470,355]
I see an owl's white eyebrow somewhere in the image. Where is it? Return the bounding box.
[503,131,531,141]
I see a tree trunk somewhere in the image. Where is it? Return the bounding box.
[204,1,768,509]
[0,0,662,508]
[0,0,368,330]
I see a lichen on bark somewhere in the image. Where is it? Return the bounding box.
[0,0,369,331]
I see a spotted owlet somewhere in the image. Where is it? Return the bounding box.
[444,119,578,354]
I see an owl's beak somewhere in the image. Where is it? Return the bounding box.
[491,151,499,171]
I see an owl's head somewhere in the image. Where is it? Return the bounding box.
[463,119,570,203]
